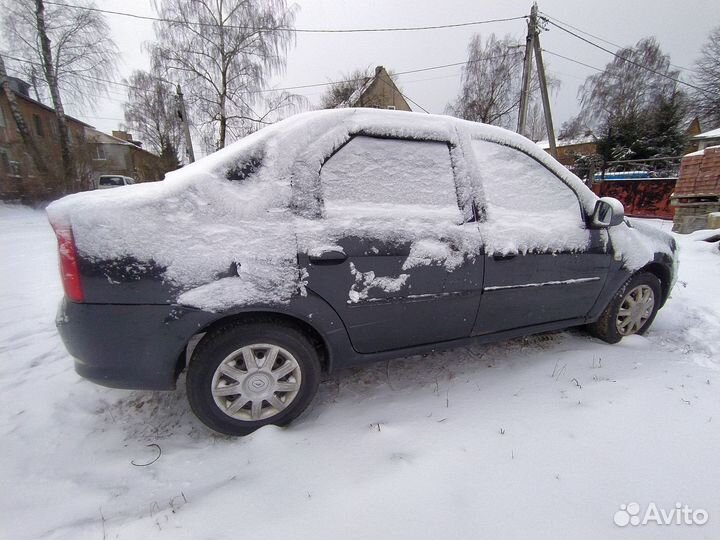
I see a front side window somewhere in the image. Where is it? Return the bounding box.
[320,135,460,219]
[471,140,583,224]
[471,139,587,254]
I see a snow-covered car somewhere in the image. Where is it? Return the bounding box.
[48,109,678,436]
[97,175,135,189]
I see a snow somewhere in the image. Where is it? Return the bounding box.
[693,127,720,139]
[348,262,409,303]
[46,109,609,311]
[685,144,720,157]
[472,139,590,256]
[2,205,720,538]
[321,136,459,216]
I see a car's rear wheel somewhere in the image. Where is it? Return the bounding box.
[187,321,321,436]
[587,272,662,344]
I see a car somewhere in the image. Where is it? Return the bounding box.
[97,175,135,189]
[48,109,678,436]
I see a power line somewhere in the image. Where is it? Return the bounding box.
[539,10,697,74]
[542,49,604,73]
[541,16,717,97]
[3,51,522,97]
[43,1,526,34]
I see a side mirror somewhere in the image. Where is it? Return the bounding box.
[590,197,625,228]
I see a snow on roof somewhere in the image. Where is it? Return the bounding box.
[693,127,720,140]
[335,76,374,109]
[536,134,597,150]
[685,144,720,157]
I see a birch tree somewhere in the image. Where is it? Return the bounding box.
[446,33,557,140]
[1,0,118,109]
[151,0,300,152]
[123,69,183,170]
[1,0,118,191]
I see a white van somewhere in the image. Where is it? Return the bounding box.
[97,175,135,189]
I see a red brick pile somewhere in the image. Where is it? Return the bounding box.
[675,146,720,196]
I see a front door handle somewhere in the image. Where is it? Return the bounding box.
[308,250,348,265]
[493,253,517,261]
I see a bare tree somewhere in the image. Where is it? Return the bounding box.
[123,69,183,170]
[319,69,372,109]
[446,33,557,140]
[1,0,118,192]
[691,26,720,129]
[1,0,118,110]
[151,0,300,152]
[447,34,524,128]
[577,37,680,130]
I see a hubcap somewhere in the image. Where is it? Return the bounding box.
[211,343,302,421]
[616,284,655,336]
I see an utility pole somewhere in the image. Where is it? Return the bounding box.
[516,4,536,139]
[176,84,195,164]
[517,2,557,158]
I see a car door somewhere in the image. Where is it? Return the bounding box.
[298,135,484,354]
[469,139,612,335]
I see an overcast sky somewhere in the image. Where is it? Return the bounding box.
[63,0,719,143]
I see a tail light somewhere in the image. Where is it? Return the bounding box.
[51,224,84,303]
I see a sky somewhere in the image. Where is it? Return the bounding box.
[39,0,720,146]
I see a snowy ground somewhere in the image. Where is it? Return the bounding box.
[1,203,719,540]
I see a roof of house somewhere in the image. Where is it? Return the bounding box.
[84,127,160,157]
[11,90,94,129]
[335,66,411,111]
[692,127,720,140]
[536,134,597,150]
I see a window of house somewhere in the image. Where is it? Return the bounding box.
[471,139,582,224]
[319,135,460,219]
[93,145,106,160]
[0,150,10,172]
[0,106,6,128]
[9,160,21,177]
[33,114,44,137]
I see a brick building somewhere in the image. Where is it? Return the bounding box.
[1,76,166,201]
[671,145,720,233]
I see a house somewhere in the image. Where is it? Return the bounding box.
[536,134,598,168]
[82,128,167,187]
[0,76,166,201]
[337,66,411,111]
[691,127,720,152]
[0,77,91,199]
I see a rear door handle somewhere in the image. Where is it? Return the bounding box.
[308,250,348,265]
[493,253,517,261]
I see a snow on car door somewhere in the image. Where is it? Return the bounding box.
[470,140,611,334]
[298,135,484,354]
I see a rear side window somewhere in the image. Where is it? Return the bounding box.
[471,140,582,224]
[99,176,124,186]
[320,136,460,218]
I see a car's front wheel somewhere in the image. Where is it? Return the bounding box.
[587,272,662,344]
[186,321,321,436]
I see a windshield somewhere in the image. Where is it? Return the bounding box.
[99,176,125,186]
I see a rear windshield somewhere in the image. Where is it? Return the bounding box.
[99,176,124,186]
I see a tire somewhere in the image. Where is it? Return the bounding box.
[186,321,321,436]
[587,272,662,344]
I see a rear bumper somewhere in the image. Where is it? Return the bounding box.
[56,299,217,390]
